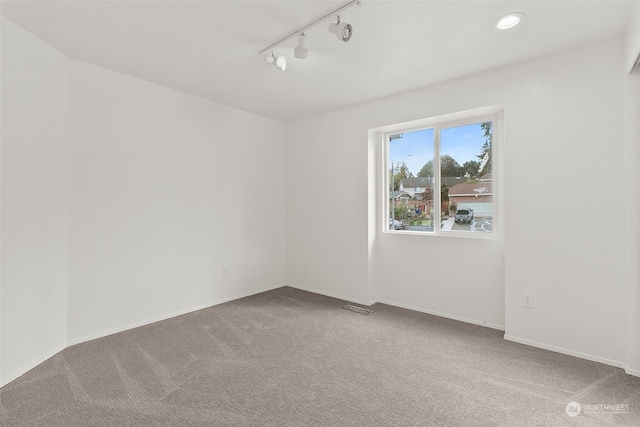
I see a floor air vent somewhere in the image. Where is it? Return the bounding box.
[342,304,373,315]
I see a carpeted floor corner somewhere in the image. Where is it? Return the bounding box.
[1,286,639,426]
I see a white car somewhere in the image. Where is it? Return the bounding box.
[389,218,405,230]
[454,208,474,224]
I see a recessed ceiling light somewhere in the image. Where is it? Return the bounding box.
[495,12,525,30]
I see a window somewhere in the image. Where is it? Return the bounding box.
[384,111,499,237]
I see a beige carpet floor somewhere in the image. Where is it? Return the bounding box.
[1,286,639,426]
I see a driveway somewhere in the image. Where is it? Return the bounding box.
[451,217,493,232]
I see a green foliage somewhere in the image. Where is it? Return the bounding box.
[440,155,463,177]
[441,183,449,201]
[417,155,464,178]
[417,160,433,178]
[477,122,492,176]
[393,205,411,221]
[413,121,492,188]
[462,160,480,178]
[420,185,433,201]
[390,161,414,191]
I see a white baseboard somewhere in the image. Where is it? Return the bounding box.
[68,284,284,346]
[285,286,639,377]
[625,366,640,377]
[376,298,505,331]
[285,284,504,331]
[1,343,67,388]
[5,285,636,388]
[503,334,629,372]
[286,284,376,306]
[1,285,283,388]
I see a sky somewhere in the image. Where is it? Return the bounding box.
[389,122,487,176]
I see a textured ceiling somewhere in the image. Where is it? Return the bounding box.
[1,0,637,122]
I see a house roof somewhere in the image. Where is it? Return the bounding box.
[401,176,489,192]
[400,177,432,188]
[448,182,493,196]
[442,177,466,187]
[390,191,412,199]
[400,176,470,190]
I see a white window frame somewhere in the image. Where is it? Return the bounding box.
[382,107,503,239]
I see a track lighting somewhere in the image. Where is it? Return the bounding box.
[328,16,353,42]
[265,51,287,71]
[257,0,360,61]
[294,33,309,59]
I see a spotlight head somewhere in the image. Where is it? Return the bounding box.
[294,33,309,59]
[328,16,352,42]
[265,52,287,71]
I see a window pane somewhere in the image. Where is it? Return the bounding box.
[388,128,435,232]
[440,122,493,233]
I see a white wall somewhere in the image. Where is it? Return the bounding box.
[286,114,372,304]
[1,17,69,385]
[67,60,287,343]
[2,9,637,388]
[625,1,640,375]
[286,37,630,367]
[502,40,627,367]
[1,17,287,385]
[287,74,508,324]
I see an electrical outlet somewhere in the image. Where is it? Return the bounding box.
[222,265,229,277]
[522,292,533,308]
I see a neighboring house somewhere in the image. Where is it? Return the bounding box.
[400,176,467,199]
[448,181,493,217]
[442,176,466,188]
[389,191,416,217]
[399,177,433,198]
[478,173,492,183]
[390,190,412,200]
[390,190,424,216]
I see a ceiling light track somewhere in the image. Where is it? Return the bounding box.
[257,0,361,56]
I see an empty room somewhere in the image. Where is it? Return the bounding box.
[1,0,640,425]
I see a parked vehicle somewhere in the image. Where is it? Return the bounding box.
[454,208,474,224]
[389,218,406,230]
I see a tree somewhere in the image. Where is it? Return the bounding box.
[421,185,433,214]
[462,160,481,178]
[420,185,433,201]
[419,182,449,214]
[441,183,449,201]
[440,155,463,177]
[394,205,411,221]
[417,156,463,178]
[449,202,457,216]
[390,161,414,191]
[417,160,433,178]
[477,122,492,176]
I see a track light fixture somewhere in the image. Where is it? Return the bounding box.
[258,0,361,65]
[294,33,309,59]
[265,51,286,71]
[328,16,353,42]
